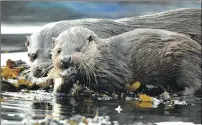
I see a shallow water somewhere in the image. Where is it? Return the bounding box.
[1,91,201,125]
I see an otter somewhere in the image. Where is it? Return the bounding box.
[52,27,201,96]
[24,8,201,78]
[25,19,133,77]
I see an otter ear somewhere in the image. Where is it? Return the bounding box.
[52,37,56,48]
[87,34,95,43]
[26,36,30,41]
[25,36,30,47]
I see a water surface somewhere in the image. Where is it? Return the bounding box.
[1,91,201,125]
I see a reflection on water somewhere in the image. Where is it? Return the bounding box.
[1,91,201,125]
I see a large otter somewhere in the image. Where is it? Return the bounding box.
[52,27,201,96]
[24,8,201,78]
[116,8,201,45]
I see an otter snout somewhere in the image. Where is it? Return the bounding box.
[61,55,72,69]
[31,66,42,77]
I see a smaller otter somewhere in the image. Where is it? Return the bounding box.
[52,27,201,95]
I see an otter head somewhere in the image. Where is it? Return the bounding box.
[26,32,52,77]
[52,27,130,94]
[52,27,100,78]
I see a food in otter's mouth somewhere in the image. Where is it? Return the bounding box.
[53,77,83,95]
[50,66,84,95]
[51,27,201,96]
[59,67,77,77]
[53,77,64,93]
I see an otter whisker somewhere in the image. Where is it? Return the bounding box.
[39,64,54,77]
[77,56,92,89]
[18,69,31,79]
[85,64,91,88]
[81,61,90,87]
[86,63,98,85]
[43,64,53,72]
[35,70,41,78]
[36,63,53,77]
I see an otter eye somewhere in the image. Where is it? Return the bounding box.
[57,48,61,54]
[75,47,81,52]
[30,53,38,62]
[48,53,52,59]
[28,53,30,57]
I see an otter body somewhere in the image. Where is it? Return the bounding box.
[52,27,201,95]
[24,8,201,78]
[116,8,201,45]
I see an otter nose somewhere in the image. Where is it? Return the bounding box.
[33,67,42,77]
[35,67,42,72]
[61,56,72,65]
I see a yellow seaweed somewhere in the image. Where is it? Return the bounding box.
[139,94,152,102]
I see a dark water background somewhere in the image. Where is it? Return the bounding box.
[1,91,202,125]
[1,1,202,125]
